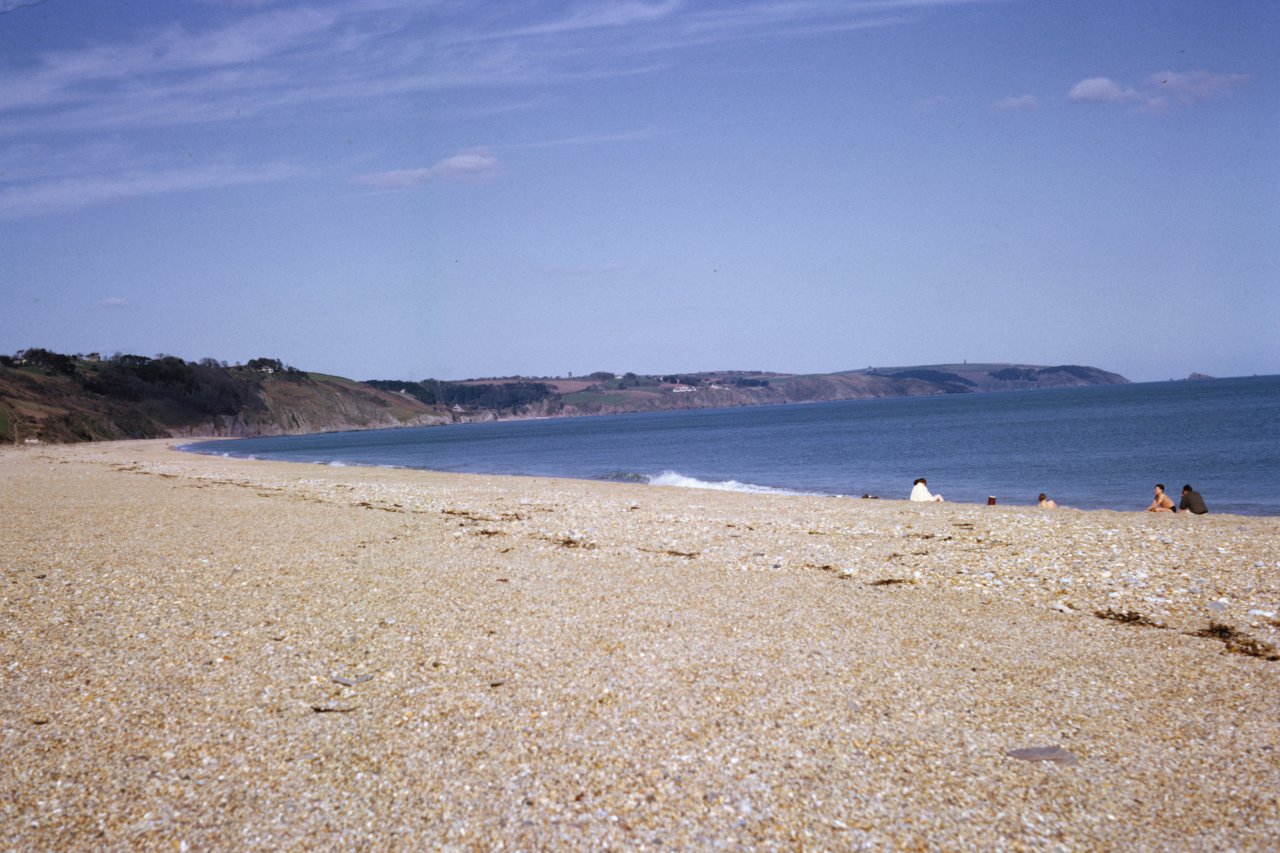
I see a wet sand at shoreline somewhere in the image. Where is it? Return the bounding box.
[3,439,1278,849]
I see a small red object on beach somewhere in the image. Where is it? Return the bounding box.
[987,496,997,505]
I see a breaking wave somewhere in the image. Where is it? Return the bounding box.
[645,471,804,495]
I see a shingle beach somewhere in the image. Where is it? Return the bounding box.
[3,439,1278,850]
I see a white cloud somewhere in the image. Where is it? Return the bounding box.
[352,152,502,189]
[992,94,1038,111]
[1067,77,1137,103]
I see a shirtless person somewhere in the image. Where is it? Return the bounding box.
[1146,483,1176,513]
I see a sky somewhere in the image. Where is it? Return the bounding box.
[0,0,1276,383]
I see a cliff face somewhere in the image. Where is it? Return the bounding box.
[244,375,448,436]
[0,365,446,444]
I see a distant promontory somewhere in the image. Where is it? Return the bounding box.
[1,349,1128,444]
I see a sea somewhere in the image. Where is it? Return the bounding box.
[181,375,1280,516]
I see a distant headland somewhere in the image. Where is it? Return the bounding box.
[1,348,1128,444]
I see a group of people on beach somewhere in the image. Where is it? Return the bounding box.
[908,478,1209,514]
[1146,483,1209,514]
[910,478,1060,508]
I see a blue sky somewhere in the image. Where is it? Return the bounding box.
[1,0,1275,382]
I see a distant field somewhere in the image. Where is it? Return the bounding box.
[845,363,1016,374]
[542,380,599,394]
[560,392,638,406]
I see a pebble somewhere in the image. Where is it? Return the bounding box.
[1005,746,1081,765]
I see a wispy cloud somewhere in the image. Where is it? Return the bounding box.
[0,1,999,137]
[486,0,685,39]
[0,0,1010,217]
[502,127,668,149]
[0,163,295,220]
[0,7,340,115]
[991,94,1038,111]
[0,0,50,14]
[429,152,502,181]
[351,152,503,189]
[99,296,131,309]
[1145,70,1250,107]
[349,129,663,192]
[1068,70,1248,110]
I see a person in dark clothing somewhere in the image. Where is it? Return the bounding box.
[1179,485,1209,515]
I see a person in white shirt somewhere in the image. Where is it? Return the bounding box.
[910,477,943,502]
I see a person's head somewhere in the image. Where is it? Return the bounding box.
[1155,484,1165,494]
[1182,484,1193,494]
[914,478,926,486]
[1038,493,1047,502]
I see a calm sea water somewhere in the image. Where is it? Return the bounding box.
[183,375,1280,516]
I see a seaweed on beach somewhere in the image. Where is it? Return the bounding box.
[442,507,527,523]
[357,500,402,512]
[641,547,699,558]
[442,507,490,521]
[1094,608,1165,628]
[806,563,853,579]
[1193,622,1280,661]
[550,536,595,550]
[870,578,914,587]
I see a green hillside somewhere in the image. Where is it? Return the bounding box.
[0,351,444,444]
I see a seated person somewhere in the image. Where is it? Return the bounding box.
[1146,483,1176,512]
[1179,484,1209,514]
[910,477,943,502]
[1038,493,1058,508]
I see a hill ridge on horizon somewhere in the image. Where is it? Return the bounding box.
[1,348,1128,444]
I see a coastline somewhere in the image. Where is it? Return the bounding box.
[175,374,1280,517]
[3,439,1278,848]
